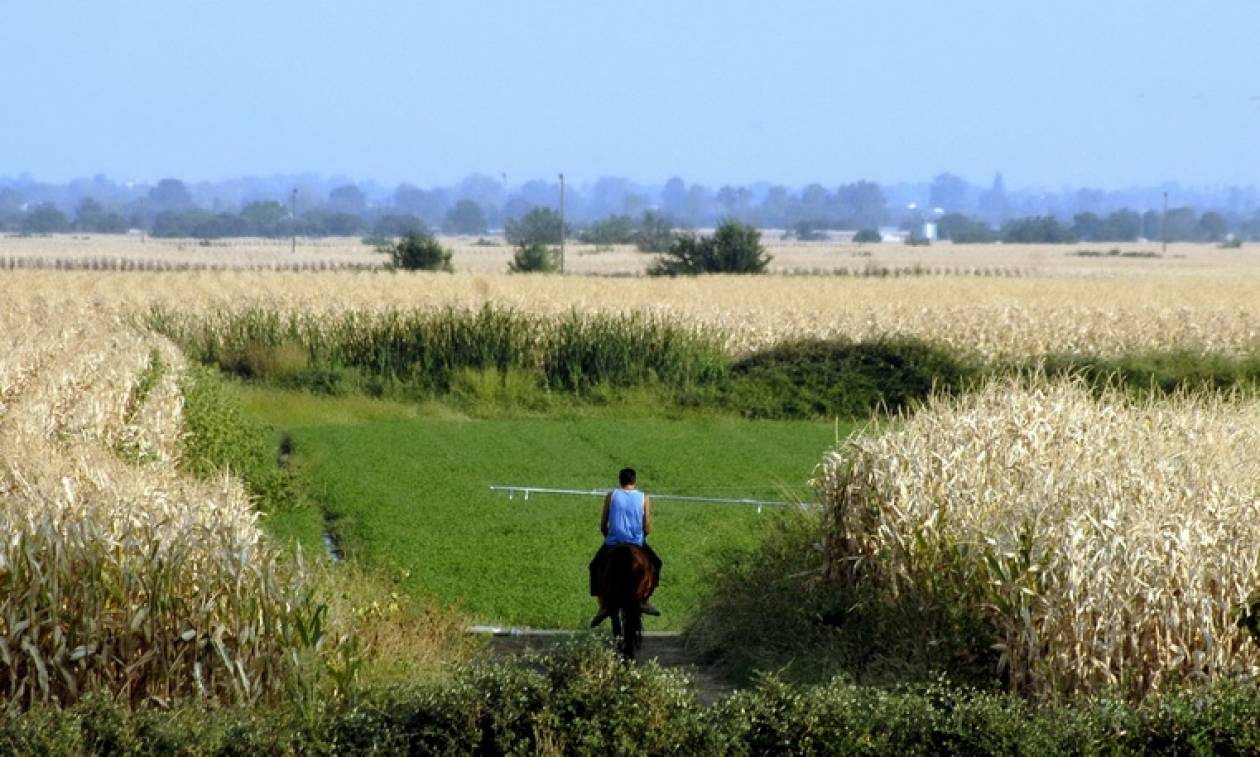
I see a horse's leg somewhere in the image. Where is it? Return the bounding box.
[610,609,622,639]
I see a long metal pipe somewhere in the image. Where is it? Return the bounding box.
[488,484,815,509]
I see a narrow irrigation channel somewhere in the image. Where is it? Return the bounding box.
[277,432,345,562]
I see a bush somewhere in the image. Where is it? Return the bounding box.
[725,337,980,419]
[792,219,828,241]
[938,213,998,243]
[579,214,637,246]
[443,199,487,235]
[505,207,564,246]
[508,241,559,273]
[635,210,676,252]
[853,228,882,244]
[372,213,428,238]
[8,652,1260,753]
[1002,215,1078,243]
[181,365,302,511]
[384,231,453,272]
[649,220,771,276]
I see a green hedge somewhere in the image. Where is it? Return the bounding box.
[4,642,1259,755]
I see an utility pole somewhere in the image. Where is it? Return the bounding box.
[290,187,298,255]
[558,172,565,273]
[1162,191,1168,255]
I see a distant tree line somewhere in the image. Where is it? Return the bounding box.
[2,174,1259,243]
[933,208,1239,244]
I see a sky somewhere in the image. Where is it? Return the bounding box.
[2,0,1258,189]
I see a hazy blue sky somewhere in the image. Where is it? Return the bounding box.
[3,1,1257,188]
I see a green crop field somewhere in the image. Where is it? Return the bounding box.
[244,388,845,629]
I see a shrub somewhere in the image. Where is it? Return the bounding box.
[504,207,564,246]
[579,214,637,246]
[726,337,980,419]
[508,242,559,273]
[649,220,771,276]
[792,219,828,241]
[635,210,676,252]
[853,228,882,244]
[442,199,486,235]
[383,231,453,272]
[180,365,304,510]
[1002,215,1078,243]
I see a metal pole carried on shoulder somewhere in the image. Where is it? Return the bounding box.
[488,484,818,512]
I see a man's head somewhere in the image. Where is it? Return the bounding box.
[619,468,637,487]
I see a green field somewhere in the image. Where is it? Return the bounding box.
[244,389,844,629]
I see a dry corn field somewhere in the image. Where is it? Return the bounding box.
[0,296,313,706]
[5,269,1260,360]
[5,265,1260,705]
[1,233,1256,277]
[814,376,1260,700]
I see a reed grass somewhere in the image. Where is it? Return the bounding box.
[146,304,729,394]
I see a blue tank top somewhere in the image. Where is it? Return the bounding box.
[605,489,645,546]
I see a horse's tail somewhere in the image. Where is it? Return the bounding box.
[607,545,652,660]
[620,605,642,659]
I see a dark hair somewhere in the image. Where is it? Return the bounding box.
[619,468,637,487]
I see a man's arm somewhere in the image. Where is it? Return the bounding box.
[601,493,611,536]
[642,495,652,536]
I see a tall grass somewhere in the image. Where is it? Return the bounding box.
[146,304,729,394]
[813,375,1260,700]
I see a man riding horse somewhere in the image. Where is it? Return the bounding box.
[589,467,662,627]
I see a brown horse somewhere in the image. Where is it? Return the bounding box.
[595,543,655,660]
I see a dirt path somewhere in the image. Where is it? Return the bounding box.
[471,626,735,705]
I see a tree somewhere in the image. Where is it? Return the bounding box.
[792,219,827,241]
[328,184,367,214]
[384,231,453,271]
[929,173,969,212]
[579,214,636,246]
[1002,216,1077,243]
[1071,212,1103,241]
[648,220,771,276]
[148,178,193,210]
[1098,210,1141,242]
[937,213,996,243]
[835,181,886,229]
[393,183,449,226]
[505,207,564,246]
[853,229,882,244]
[508,242,559,273]
[372,213,427,238]
[240,201,289,237]
[660,177,688,219]
[299,210,361,236]
[150,210,202,237]
[21,203,70,233]
[75,197,128,233]
[1163,207,1198,242]
[635,211,675,252]
[443,199,487,235]
[1197,212,1228,242]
